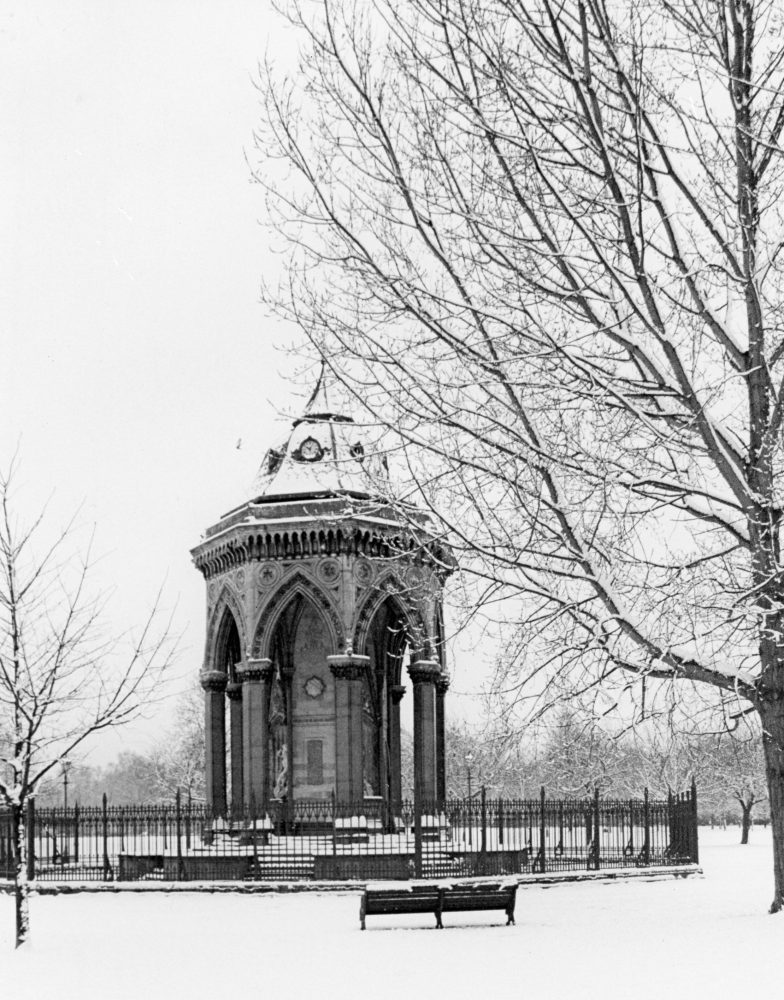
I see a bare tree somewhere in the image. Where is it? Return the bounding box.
[527,708,629,796]
[0,460,177,947]
[145,685,205,801]
[256,0,784,910]
[698,724,768,841]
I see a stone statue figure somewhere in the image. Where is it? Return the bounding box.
[269,667,288,799]
[269,671,286,729]
[273,743,288,799]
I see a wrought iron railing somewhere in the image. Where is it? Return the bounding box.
[0,784,698,883]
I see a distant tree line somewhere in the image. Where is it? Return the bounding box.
[32,686,204,808]
[437,710,767,844]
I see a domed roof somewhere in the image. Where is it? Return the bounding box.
[250,367,389,502]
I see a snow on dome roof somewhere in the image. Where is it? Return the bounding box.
[250,367,389,501]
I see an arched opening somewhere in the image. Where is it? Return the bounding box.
[214,607,241,679]
[363,595,416,806]
[266,592,335,804]
[212,606,243,815]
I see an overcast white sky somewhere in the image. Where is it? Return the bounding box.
[0,1,312,761]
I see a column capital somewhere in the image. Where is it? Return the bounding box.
[327,653,370,681]
[226,681,243,701]
[408,660,441,686]
[236,658,273,683]
[435,675,450,696]
[200,670,227,693]
[389,684,407,704]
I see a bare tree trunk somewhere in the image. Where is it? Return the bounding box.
[12,805,30,948]
[740,802,752,845]
[759,698,784,912]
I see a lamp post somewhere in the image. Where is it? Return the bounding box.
[61,759,72,865]
[62,759,71,811]
[466,753,474,846]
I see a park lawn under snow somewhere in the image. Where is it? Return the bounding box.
[1,827,781,1000]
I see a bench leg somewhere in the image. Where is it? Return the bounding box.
[506,903,515,925]
[435,908,443,930]
[360,899,366,930]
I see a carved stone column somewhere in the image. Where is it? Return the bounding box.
[389,685,406,805]
[408,661,440,804]
[435,675,449,803]
[328,654,370,804]
[282,666,295,827]
[226,680,244,817]
[200,670,227,817]
[237,658,273,814]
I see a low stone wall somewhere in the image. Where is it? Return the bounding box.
[161,856,252,880]
[118,855,162,880]
[451,850,530,877]
[313,855,413,880]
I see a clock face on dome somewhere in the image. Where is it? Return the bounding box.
[299,437,323,462]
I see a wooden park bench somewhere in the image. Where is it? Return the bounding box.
[359,880,518,930]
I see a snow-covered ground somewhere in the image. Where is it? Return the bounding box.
[2,827,781,999]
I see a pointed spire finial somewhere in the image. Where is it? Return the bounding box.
[302,359,328,416]
[294,359,350,426]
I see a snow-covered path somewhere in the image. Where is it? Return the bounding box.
[2,828,781,999]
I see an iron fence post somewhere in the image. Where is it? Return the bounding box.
[330,790,337,857]
[251,792,259,879]
[26,798,35,882]
[414,791,423,879]
[584,804,592,863]
[558,800,564,857]
[102,793,110,881]
[593,787,601,871]
[176,788,185,881]
[539,786,547,874]
[643,787,650,866]
[480,786,487,871]
[74,802,79,864]
[498,797,504,846]
[691,778,699,864]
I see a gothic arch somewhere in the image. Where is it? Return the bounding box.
[205,584,247,669]
[352,571,429,660]
[251,570,344,659]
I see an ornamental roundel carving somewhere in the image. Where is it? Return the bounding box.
[303,675,326,699]
[352,558,374,587]
[315,558,341,587]
[257,561,283,589]
[234,568,246,588]
[208,582,217,604]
